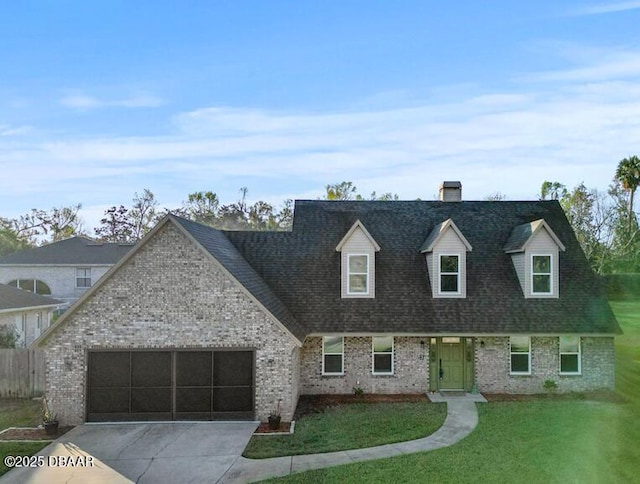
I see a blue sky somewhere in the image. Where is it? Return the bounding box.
[2,1,640,230]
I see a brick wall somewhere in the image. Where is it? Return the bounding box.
[42,222,300,424]
[475,336,615,393]
[300,336,429,395]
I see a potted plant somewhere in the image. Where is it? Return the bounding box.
[268,400,281,430]
[42,397,59,435]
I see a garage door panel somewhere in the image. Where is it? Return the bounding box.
[214,351,253,386]
[89,388,129,414]
[132,352,172,387]
[89,352,130,387]
[176,352,212,387]
[213,387,252,412]
[176,388,212,413]
[131,388,172,413]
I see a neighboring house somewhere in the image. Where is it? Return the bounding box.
[35,182,621,425]
[0,237,134,307]
[0,283,61,347]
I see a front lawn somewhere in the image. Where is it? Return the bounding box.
[0,399,50,476]
[243,401,447,458]
[264,300,640,483]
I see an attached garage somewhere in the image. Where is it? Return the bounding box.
[87,350,254,422]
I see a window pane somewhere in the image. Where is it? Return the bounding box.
[35,280,51,295]
[440,255,458,273]
[510,336,529,353]
[20,279,35,292]
[373,336,393,353]
[441,274,459,292]
[349,255,367,272]
[323,336,343,354]
[561,354,579,373]
[560,336,579,353]
[533,256,550,273]
[324,354,343,373]
[374,354,392,373]
[511,354,529,373]
[349,274,367,293]
[8,280,18,288]
[533,275,551,293]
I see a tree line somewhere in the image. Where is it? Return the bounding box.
[1,156,639,273]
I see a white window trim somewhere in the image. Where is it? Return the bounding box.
[372,336,394,375]
[531,254,553,295]
[76,267,92,289]
[510,336,531,375]
[438,254,461,295]
[347,253,370,296]
[559,336,582,375]
[322,336,344,375]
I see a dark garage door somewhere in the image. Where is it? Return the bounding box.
[87,350,254,422]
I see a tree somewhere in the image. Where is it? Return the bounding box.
[539,181,568,201]
[0,219,32,256]
[48,204,84,242]
[129,189,158,240]
[323,181,399,201]
[484,192,507,201]
[94,205,133,242]
[615,155,640,231]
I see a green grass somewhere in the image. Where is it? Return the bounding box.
[243,401,447,458]
[264,300,640,483]
[0,399,50,476]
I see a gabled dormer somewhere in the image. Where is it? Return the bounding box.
[336,220,380,298]
[504,219,566,298]
[420,219,472,298]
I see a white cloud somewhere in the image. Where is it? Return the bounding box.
[571,1,640,15]
[59,92,163,110]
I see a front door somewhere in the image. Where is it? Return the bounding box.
[438,337,465,390]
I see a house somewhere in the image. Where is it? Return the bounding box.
[0,236,134,307]
[0,283,61,347]
[34,182,621,425]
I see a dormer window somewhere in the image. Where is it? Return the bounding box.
[421,219,472,299]
[439,255,460,294]
[336,220,380,299]
[504,220,565,299]
[348,254,369,294]
[531,255,552,294]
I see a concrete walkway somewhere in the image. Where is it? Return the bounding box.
[221,393,485,483]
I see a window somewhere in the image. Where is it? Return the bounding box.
[560,336,581,375]
[323,336,344,375]
[76,268,92,288]
[35,312,43,339]
[372,336,394,374]
[439,255,460,293]
[531,255,552,294]
[347,254,369,294]
[510,336,531,374]
[8,279,51,295]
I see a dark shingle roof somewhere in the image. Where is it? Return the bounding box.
[172,217,307,342]
[224,200,620,336]
[0,284,62,311]
[0,237,134,265]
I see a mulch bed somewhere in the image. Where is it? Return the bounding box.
[254,422,292,434]
[293,394,430,419]
[484,391,627,403]
[0,426,74,441]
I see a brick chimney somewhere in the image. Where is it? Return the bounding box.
[439,181,462,202]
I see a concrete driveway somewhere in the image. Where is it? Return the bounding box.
[1,421,259,484]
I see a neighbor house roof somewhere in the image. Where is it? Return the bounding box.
[0,237,134,265]
[0,283,62,312]
[224,200,620,336]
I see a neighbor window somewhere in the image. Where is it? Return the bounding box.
[323,336,344,375]
[531,255,552,294]
[559,336,581,375]
[8,279,51,295]
[510,336,531,374]
[372,336,394,375]
[35,312,43,339]
[439,255,460,293]
[347,254,369,294]
[76,268,91,288]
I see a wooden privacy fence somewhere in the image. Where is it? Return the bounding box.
[0,349,45,398]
